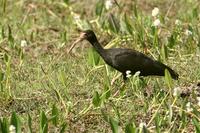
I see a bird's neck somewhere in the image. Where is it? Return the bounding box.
[89,40,106,57]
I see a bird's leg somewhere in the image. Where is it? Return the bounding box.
[113,74,126,97]
[123,73,127,81]
[138,77,150,97]
[139,77,145,84]
[118,75,128,96]
[111,73,122,86]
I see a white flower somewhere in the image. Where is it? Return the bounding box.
[186,102,193,112]
[9,125,16,133]
[105,0,113,10]
[185,29,192,36]
[152,7,159,17]
[153,19,161,27]
[20,40,27,47]
[126,70,131,78]
[73,13,84,29]
[175,19,181,25]
[39,62,43,65]
[173,87,181,96]
[73,13,80,21]
[197,97,200,106]
[67,101,72,107]
[134,71,140,77]
[139,122,146,128]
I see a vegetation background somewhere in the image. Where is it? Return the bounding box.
[0,0,200,132]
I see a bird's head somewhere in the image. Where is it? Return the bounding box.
[79,30,96,42]
[68,30,97,53]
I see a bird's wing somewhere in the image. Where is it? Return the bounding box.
[112,49,160,74]
[108,48,178,79]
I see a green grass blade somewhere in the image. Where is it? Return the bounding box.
[0,118,9,133]
[40,111,48,133]
[108,14,120,33]
[10,112,21,133]
[28,114,32,133]
[95,0,104,16]
[164,69,172,89]
[52,104,59,126]
[109,117,119,133]
[92,91,101,107]
[125,123,136,133]
[59,122,67,133]
[192,118,200,132]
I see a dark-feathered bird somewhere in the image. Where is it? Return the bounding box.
[68,30,179,80]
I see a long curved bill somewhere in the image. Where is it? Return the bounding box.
[68,32,86,54]
[68,38,82,54]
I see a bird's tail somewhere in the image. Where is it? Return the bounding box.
[164,65,179,80]
[156,61,179,80]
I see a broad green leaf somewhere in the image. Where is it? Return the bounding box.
[1,26,5,38]
[153,28,159,47]
[52,104,59,126]
[95,0,104,16]
[4,53,9,62]
[0,71,4,81]
[109,117,119,133]
[192,7,198,18]
[161,44,168,61]
[0,118,9,133]
[133,4,138,18]
[87,48,94,66]
[192,118,200,132]
[168,34,176,48]
[2,0,6,13]
[19,48,24,60]
[8,25,14,47]
[124,14,133,35]
[63,0,69,4]
[151,26,156,35]
[108,14,120,33]
[59,122,67,133]
[59,70,67,88]
[104,84,111,99]
[139,123,148,133]
[164,69,172,89]
[154,114,160,133]
[125,123,136,133]
[61,31,67,43]
[87,48,100,66]
[0,83,3,91]
[10,112,21,133]
[92,91,101,107]
[28,114,33,133]
[40,111,48,133]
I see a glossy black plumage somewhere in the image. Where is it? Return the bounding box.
[68,30,179,80]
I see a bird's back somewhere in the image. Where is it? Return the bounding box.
[104,48,178,79]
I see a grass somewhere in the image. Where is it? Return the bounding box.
[0,0,200,132]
